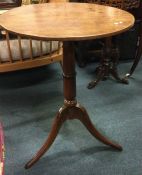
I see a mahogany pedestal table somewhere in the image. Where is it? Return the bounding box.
[0,2,134,169]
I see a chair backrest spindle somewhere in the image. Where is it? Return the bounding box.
[29,38,33,59]
[49,41,52,56]
[5,31,13,63]
[40,40,43,56]
[17,35,24,61]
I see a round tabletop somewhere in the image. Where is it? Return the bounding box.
[0,2,134,41]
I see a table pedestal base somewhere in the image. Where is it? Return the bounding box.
[25,101,122,169]
[87,37,129,89]
[25,41,122,169]
[87,63,128,89]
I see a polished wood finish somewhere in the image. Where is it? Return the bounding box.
[0,3,134,41]
[0,3,134,168]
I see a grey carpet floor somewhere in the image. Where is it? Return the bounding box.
[0,60,142,175]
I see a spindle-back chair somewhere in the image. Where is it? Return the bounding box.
[0,0,63,72]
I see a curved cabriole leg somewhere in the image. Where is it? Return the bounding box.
[87,70,105,89]
[76,104,122,151]
[110,47,128,84]
[87,38,111,89]
[25,111,66,169]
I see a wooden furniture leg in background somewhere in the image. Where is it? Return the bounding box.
[88,37,128,89]
[124,22,142,78]
[25,41,122,169]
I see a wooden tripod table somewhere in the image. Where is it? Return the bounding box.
[0,2,134,169]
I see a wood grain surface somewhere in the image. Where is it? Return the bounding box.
[0,2,135,41]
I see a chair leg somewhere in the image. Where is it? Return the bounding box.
[124,22,142,78]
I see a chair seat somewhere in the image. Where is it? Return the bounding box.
[0,39,59,62]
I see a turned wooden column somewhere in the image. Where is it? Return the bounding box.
[63,41,76,104]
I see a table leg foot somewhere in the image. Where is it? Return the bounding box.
[122,73,131,83]
[87,71,105,89]
[76,104,123,151]
[25,111,66,169]
[110,69,129,84]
